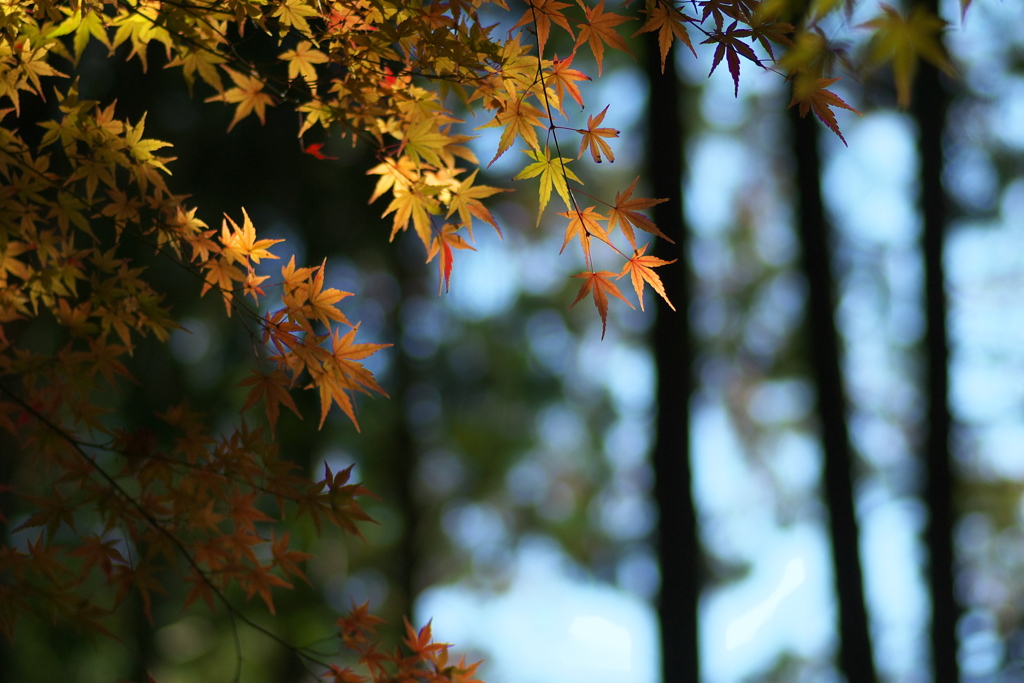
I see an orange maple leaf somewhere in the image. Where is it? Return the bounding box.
[618,244,676,311]
[577,104,619,163]
[427,224,476,294]
[607,176,670,247]
[570,270,633,338]
[788,75,862,145]
[574,0,633,75]
[634,1,696,72]
[511,0,574,56]
[238,368,301,435]
[220,209,284,265]
[547,54,590,116]
[302,261,353,329]
[558,206,610,265]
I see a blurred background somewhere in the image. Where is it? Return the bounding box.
[4,0,1024,681]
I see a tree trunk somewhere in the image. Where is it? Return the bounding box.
[789,108,879,683]
[645,41,701,683]
[911,3,960,679]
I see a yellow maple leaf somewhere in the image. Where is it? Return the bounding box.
[220,209,284,265]
[280,41,328,92]
[206,68,276,131]
[860,4,954,108]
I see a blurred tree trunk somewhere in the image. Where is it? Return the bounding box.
[387,253,422,628]
[789,109,878,683]
[645,41,701,683]
[912,2,960,679]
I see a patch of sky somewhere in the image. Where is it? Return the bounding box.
[326,568,389,613]
[691,396,762,518]
[752,202,799,268]
[589,67,648,167]
[976,421,1024,480]
[401,295,458,359]
[701,522,836,683]
[958,609,1005,679]
[591,486,656,541]
[416,536,659,683]
[573,333,619,398]
[616,548,660,600]
[526,308,574,376]
[598,343,654,413]
[603,417,653,473]
[506,455,550,507]
[536,403,588,459]
[849,412,914,469]
[686,134,751,235]
[446,227,521,320]
[822,112,919,248]
[418,449,468,500]
[860,495,931,681]
[763,430,822,498]
[944,140,999,212]
[989,78,1024,151]
[442,501,508,553]
[884,247,926,346]
[746,379,813,426]
[950,350,1024,424]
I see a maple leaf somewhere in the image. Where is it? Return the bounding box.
[270,531,313,585]
[166,47,225,96]
[558,206,610,265]
[702,22,761,97]
[302,260,353,329]
[577,104,618,163]
[304,142,338,160]
[789,75,862,146]
[747,13,793,62]
[313,326,390,429]
[428,225,477,294]
[220,209,284,265]
[574,0,633,75]
[201,257,246,315]
[206,68,276,131]
[547,54,590,115]
[382,186,440,247]
[399,119,451,169]
[479,99,547,166]
[404,618,450,657]
[513,147,582,224]
[618,244,676,311]
[570,270,633,339]
[607,176,670,247]
[280,40,328,91]
[271,0,319,36]
[241,564,292,615]
[860,3,954,108]
[238,369,301,435]
[634,2,696,72]
[367,156,419,203]
[446,169,507,238]
[512,0,574,56]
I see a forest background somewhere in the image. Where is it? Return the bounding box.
[1,0,1022,681]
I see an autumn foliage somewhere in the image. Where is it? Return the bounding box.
[0,0,956,678]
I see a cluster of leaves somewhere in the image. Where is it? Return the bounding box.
[0,0,960,678]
